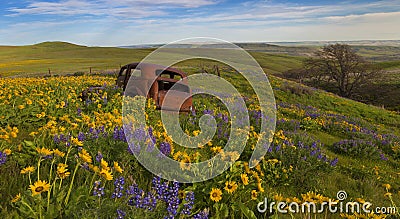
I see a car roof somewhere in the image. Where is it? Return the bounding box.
[123,62,187,77]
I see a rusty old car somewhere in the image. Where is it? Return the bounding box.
[82,62,193,112]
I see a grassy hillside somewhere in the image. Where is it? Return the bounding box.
[0,42,309,77]
[1,41,399,76]
[1,50,400,218]
[0,42,152,76]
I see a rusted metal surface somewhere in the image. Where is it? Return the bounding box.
[81,62,193,112]
[118,62,193,112]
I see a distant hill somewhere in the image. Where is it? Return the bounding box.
[32,41,87,48]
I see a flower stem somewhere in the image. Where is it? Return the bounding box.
[37,157,42,181]
[64,163,79,206]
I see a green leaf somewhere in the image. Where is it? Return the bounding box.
[238,202,257,219]
[24,140,35,148]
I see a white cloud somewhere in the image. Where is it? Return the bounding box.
[2,0,400,45]
[324,11,400,22]
[8,0,218,18]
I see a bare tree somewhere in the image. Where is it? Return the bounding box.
[304,44,381,97]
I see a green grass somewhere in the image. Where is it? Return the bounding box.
[1,44,400,217]
[0,42,305,77]
[0,42,153,76]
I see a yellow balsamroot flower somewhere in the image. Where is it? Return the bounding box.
[274,193,284,202]
[3,149,11,155]
[10,131,17,138]
[243,162,250,173]
[210,188,222,202]
[222,151,240,162]
[355,198,366,204]
[384,192,392,198]
[251,190,258,200]
[57,163,70,179]
[241,174,249,185]
[71,137,83,146]
[101,158,110,171]
[113,162,123,173]
[21,166,35,174]
[99,168,113,181]
[79,149,92,164]
[36,147,53,157]
[382,183,391,190]
[17,105,25,110]
[292,197,301,204]
[210,146,222,154]
[53,149,65,157]
[29,180,51,196]
[257,182,265,193]
[11,193,21,203]
[179,156,191,171]
[267,159,279,164]
[88,164,99,173]
[192,130,201,136]
[173,151,184,161]
[224,181,238,194]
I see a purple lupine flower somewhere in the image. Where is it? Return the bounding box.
[203,109,213,115]
[53,135,60,144]
[0,152,7,165]
[77,108,82,116]
[147,140,155,153]
[59,134,66,142]
[193,209,209,219]
[182,191,194,215]
[311,142,317,149]
[118,127,126,142]
[78,132,85,141]
[81,163,90,171]
[148,127,156,143]
[128,143,141,155]
[93,181,105,197]
[165,181,180,218]
[159,142,171,156]
[112,177,125,199]
[128,185,145,208]
[380,153,388,161]
[96,151,103,163]
[113,126,119,140]
[330,158,339,167]
[310,150,317,156]
[134,128,146,142]
[145,192,157,211]
[116,209,126,219]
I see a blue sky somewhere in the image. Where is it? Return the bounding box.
[0,0,399,46]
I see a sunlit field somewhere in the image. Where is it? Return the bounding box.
[1,68,399,219]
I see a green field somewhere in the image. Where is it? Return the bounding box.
[1,41,400,218]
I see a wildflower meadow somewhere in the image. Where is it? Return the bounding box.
[0,71,400,219]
